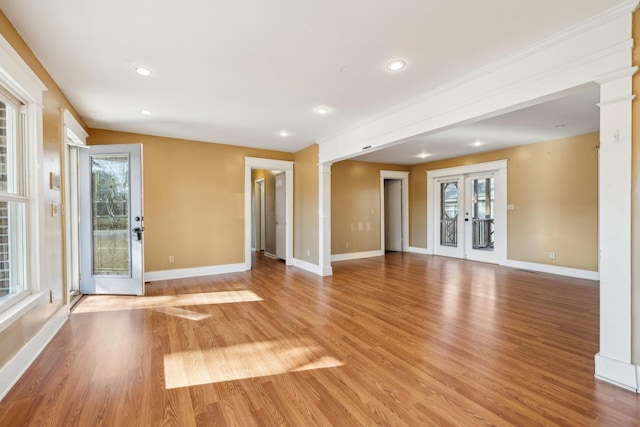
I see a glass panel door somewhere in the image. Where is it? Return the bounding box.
[464,173,498,263]
[79,144,144,295]
[435,177,464,258]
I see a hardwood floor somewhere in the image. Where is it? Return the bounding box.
[1,253,639,426]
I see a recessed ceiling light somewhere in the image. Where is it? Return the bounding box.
[279,130,290,137]
[471,140,485,147]
[415,152,431,159]
[135,67,152,76]
[140,109,152,115]
[386,60,406,71]
[316,107,330,115]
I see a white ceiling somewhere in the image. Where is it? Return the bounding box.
[0,0,618,158]
[354,84,600,165]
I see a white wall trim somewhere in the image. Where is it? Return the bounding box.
[331,250,383,262]
[380,170,410,254]
[504,260,599,281]
[0,304,68,400]
[409,246,429,255]
[0,290,49,335]
[244,157,294,270]
[318,163,333,276]
[595,353,638,392]
[318,4,635,164]
[293,258,324,276]
[145,263,246,281]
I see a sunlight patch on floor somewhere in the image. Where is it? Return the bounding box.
[73,290,263,313]
[163,337,343,389]
[152,306,211,321]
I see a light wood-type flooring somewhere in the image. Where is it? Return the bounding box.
[1,253,640,426]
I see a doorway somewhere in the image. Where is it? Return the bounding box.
[244,157,294,270]
[427,160,507,264]
[380,170,409,254]
[253,179,265,252]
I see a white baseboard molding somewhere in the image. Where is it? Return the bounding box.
[594,353,638,392]
[409,246,429,255]
[264,252,278,260]
[145,263,246,282]
[331,250,383,262]
[504,260,599,281]
[0,303,69,400]
[293,258,324,276]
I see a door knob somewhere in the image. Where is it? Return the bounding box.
[132,227,144,241]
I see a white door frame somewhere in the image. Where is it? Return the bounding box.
[62,110,88,304]
[244,157,293,269]
[380,170,409,253]
[426,160,507,264]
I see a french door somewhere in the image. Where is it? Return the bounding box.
[430,161,506,264]
[79,144,144,295]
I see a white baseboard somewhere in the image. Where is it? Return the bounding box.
[145,263,246,281]
[0,303,69,400]
[293,258,323,275]
[264,252,278,260]
[504,259,599,280]
[595,353,638,392]
[331,250,383,262]
[409,246,429,255]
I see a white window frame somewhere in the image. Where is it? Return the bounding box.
[0,33,46,316]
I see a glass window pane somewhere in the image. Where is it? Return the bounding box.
[472,177,495,250]
[440,182,458,247]
[91,155,130,276]
[0,201,26,301]
[0,98,19,195]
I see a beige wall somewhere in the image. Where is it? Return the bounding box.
[410,132,599,271]
[0,12,87,368]
[293,144,319,264]
[88,129,293,272]
[332,160,410,255]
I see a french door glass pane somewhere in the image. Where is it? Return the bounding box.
[91,155,130,276]
[471,177,495,250]
[440,182,458,247]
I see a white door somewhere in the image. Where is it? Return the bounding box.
[79,144,144,295]
[464,173,497,263]
[434,177,465,258]
[384,179,402,252]
[275,172,286,260]
[434,172,500,263]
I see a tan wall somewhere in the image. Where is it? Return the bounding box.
[87,129,293,272]
[332,160,410,255]
[410,132,599,271]
[293,144,319,264]
[0,12,87,368]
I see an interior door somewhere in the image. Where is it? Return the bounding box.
[434,177,465,258]
[275,172,286,260]
[79,144,144,295]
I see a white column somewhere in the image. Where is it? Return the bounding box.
[318,162,333,276]
[594,67,638,391]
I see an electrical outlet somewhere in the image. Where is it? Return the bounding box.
[549,251,555,260]
[306,249,310,257]
[169,256,175,263]
[345,242,349,249]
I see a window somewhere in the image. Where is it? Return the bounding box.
[0,89,26,307]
